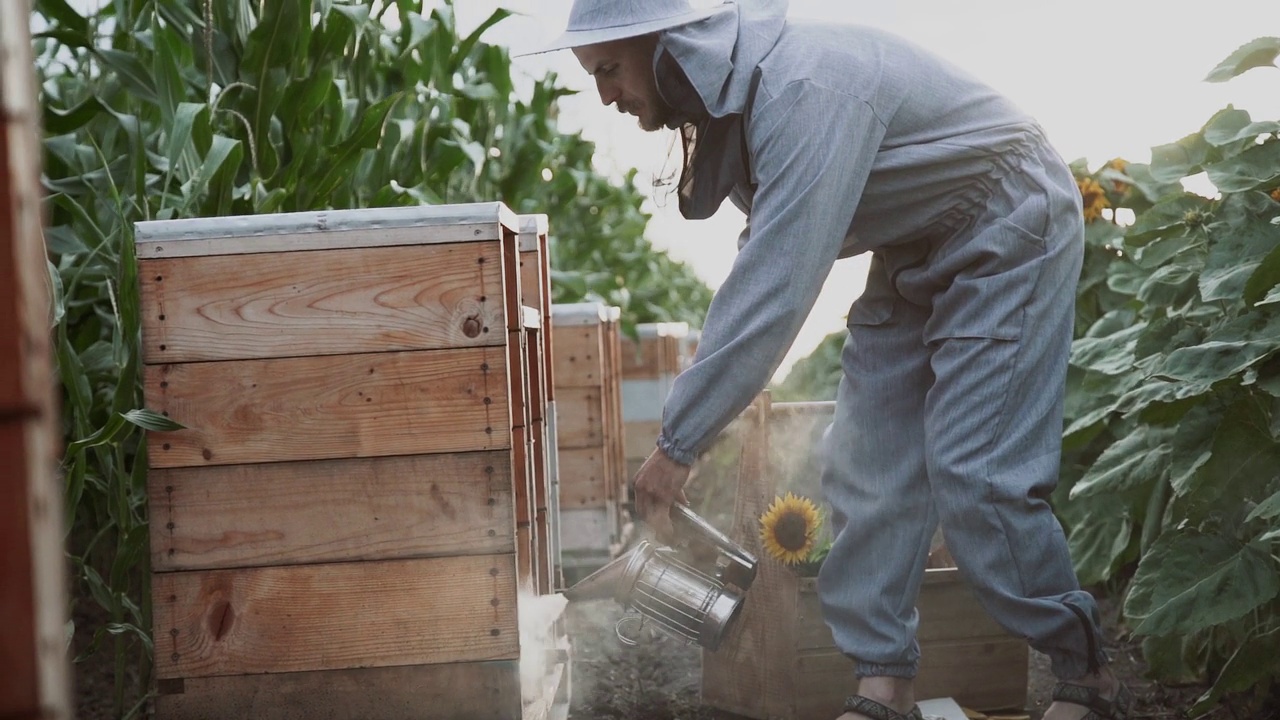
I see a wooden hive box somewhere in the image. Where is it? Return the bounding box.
[517,214,556,594]
[135,202,568,720]
[702,396,1029,718]
[619,322,690,482]
[549,302,627,580]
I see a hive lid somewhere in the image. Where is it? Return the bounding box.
[135,202,520,258]
[551,302,609,326]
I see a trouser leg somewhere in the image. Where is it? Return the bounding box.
[818,258,936,678]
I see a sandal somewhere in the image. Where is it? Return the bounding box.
[1051,680,1134,719]
[842,695,924,720]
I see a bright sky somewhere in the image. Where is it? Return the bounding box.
[472,2,1280,380]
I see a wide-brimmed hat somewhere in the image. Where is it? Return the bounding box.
[515,0,733,56]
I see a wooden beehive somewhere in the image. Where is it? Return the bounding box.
[702,396,1029,718]
[619,322,690,481]
[550,302,627,580]
[135,202,568,720]
[517,214,556,594]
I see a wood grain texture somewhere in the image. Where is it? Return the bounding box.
[0,4,71,715]
[149,451,515,571]
[135,222,507,259]
[556,448,608,509]
[139,243,505,363]
[144,346,510,468]
[152,554,520,679]
[555,387,604,449]
[551,325,603,387]
[153,660,523,720]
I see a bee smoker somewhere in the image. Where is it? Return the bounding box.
[562,504,758,652]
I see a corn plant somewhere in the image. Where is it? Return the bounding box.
[33,0,710,716]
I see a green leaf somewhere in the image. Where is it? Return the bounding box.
[1245,242,1280,305]
[1247,489,1280,522]
[1157,310,1280,384]
[1070,321,1146,376]
[93,48,159,105]
[1203,106,1280,147]
[1168,401,1220,496]
[43,96,111,135]
[38,0,90,34]
[309,93,404,204]
[1124,533,1279,636]
[1205,37,1280,82]
[122,408,185,432]
[1204,139,1280,193]
[1067,503,1132,585]
[1126,194,1210,244]
[1200,214,1278,302]
[1150,132,1211,183]
[1070,425,1172,499]
[1187,396,1280,512]
[1191,626,1280,715]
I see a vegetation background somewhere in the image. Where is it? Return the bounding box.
[27,0,1280,715]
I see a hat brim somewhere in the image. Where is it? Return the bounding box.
[513,5,733,57]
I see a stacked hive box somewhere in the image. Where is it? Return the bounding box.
[550,302,626,580]
[517,214,556,593]
[136,202,567,719]
[620,322,689,480]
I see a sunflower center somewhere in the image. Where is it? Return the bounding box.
[773,512,810,552]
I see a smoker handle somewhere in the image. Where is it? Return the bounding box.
[615,613,643,647]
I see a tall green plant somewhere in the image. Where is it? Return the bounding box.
[1058,38,1280,715]
[34,1,710,716]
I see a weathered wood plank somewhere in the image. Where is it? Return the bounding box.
[152,554,520,679]
[551,325,603,387]
[0,3,71,714]
[139,243,505,363]
[556,448,609,509]
[154,660,523,720]
[145,346,510,468]
[149,451,515,571]
[555,387,604,449]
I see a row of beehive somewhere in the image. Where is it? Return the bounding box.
[137,204,567,719]
[135,201,696,718]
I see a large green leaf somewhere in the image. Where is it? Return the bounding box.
[1124,533,1279,636]
[1168,401,1220,496]
[1150,132,1211,183]
[1200,214,1278,301]
[1126,194,1211,244]
[1070,425,1172,498]
[1203,106,1280,147]
[1066,501,1132,585]
[1186,396,1280,512]
[308,93,405,206]
[1191,626,1280,715]
[1245,243,1280,305]
[1205,37,1280,82]
[1204,139,1280,193]
[1157,312,1280,383]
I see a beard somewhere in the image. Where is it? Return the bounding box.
[636,95,676,133]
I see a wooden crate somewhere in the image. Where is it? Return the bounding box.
[702,396,1029,718]
[619,322,690,481]
[135,202,568,719]
[550,302,627,579]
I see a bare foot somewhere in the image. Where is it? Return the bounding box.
[1042,666,1120,720]
[836,675,916,720]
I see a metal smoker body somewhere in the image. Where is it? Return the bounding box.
[564,504,758,652]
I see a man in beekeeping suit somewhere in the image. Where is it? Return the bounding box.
[520,2,1130,718]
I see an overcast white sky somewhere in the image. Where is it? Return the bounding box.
[484,3,1280,380]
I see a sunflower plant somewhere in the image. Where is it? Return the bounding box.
[759,493,828,573]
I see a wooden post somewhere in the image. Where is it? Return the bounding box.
[0,1,72,717]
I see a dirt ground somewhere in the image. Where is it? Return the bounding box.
[563,588,1269,720]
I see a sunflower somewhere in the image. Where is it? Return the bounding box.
[1077,177,1111,223]
[1270,187,1280,203]
[759,493,822,566]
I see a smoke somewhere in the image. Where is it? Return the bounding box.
[517,586,569,705]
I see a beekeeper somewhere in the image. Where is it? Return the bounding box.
[520,2,1129,719]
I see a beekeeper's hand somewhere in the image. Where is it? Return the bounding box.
[632,446,691,541]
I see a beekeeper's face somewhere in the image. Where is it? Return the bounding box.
[574,35,672,132]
